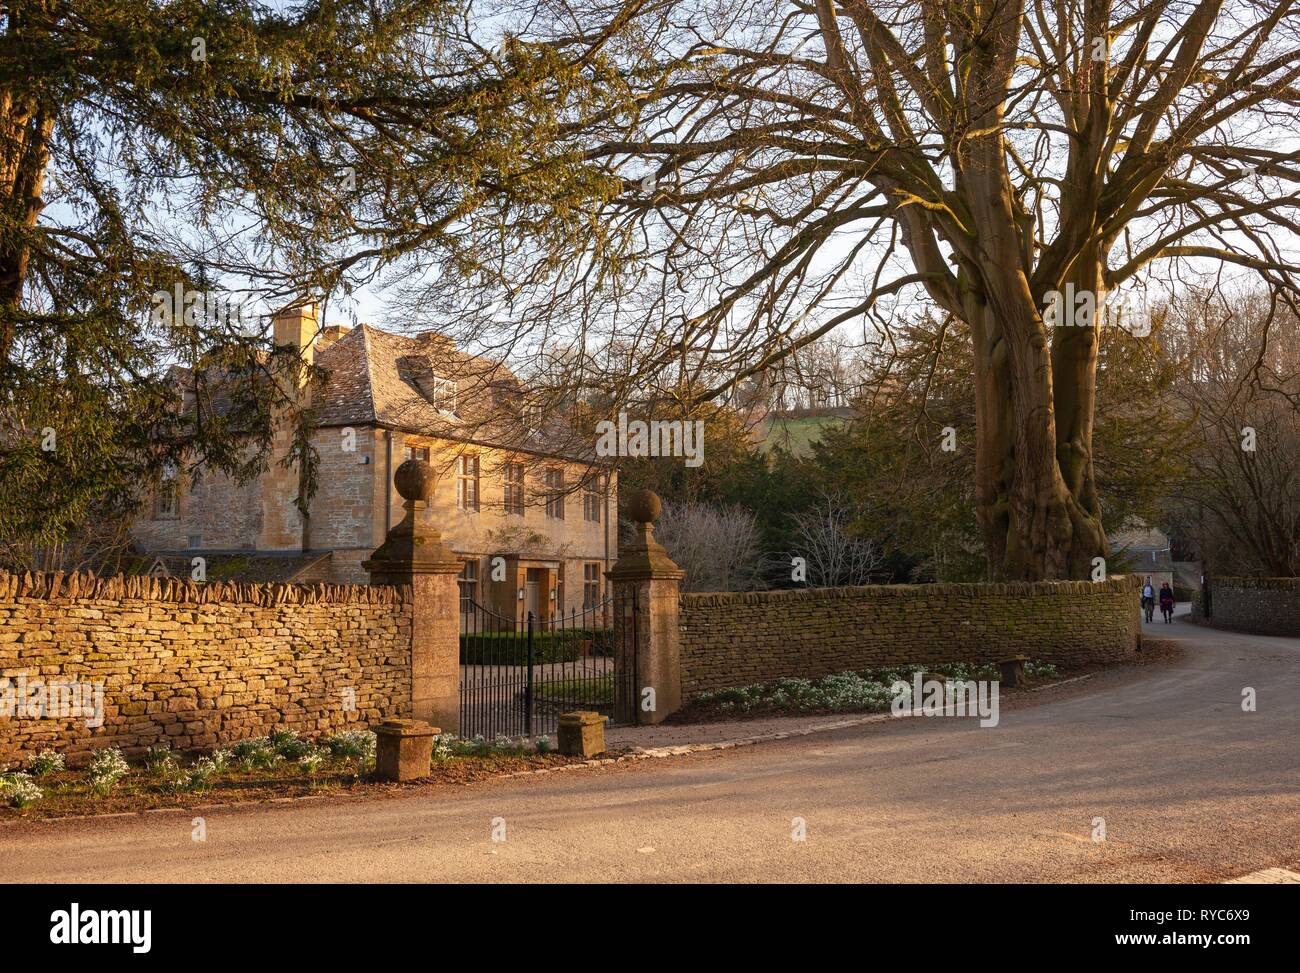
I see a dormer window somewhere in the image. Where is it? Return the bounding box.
[396,355,458,416]
[524,403,543,438]
[429,374,457,413]
[492,379,523,409]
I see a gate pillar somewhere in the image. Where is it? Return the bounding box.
[364,459,463,731]
[608,489,684,725]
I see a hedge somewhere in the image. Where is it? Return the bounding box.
[459,628,615,666]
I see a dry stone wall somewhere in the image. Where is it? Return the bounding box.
[679,578,1141,697]
[0,571,412,767]
[1198,577,1300,636]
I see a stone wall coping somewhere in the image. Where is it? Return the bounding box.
[0,569,408,607]
[1212,576,1300,591]
[680,577,1138,607]
[376,719,440,738]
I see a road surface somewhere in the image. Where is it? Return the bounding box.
[2,610,1297,882]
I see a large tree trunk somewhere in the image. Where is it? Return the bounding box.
[0,7,58,366]
[955,164,1108,580]
[947,2,1108,582]
[965,268,1108,581]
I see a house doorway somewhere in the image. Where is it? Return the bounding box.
[525,568,542,617]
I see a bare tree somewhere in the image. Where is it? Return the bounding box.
[648,499,769,591]
[400,0,1300,581]
[789,492,883,586]
[1167,289,1300,576]
[762,333,864,410]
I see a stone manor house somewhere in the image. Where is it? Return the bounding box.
[131,307,617,623]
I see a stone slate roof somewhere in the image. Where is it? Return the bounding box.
[1110,519,1174,573]
[1109,520,1170,552]
[313,325,595,462]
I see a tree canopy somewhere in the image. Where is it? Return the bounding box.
[5,1,1299,583]
[0,0,605,564]
[403,0,1300,579]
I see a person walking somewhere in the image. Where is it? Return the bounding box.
[1159,582,1175,623]
[1141,576,1156,623]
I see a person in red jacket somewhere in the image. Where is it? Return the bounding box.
[1159,582,1175,623]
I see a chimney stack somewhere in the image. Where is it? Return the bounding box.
[261,303,319,553]
[272,303,319,388]
[316,323,352,352]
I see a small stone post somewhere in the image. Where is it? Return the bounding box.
[364,459,463,732]
[608,489,684,725]
[375,719,439,782]
[996,656,1029,688]
[557,711,608,758]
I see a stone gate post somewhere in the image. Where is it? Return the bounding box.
[608,489,684,725]
[363,459,462,731]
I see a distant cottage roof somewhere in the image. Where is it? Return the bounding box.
[1109,519,1174,572]
[1109,519,1170,553]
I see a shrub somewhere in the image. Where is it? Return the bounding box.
[431,733,456,763]
[862,662,1001,685]
[698,672,898,715]
[493,733,526,755]
[29,750,64,777]
[87,747,130,796]
[251,749,283,771]
[230,737,267,759]
[695,658,1060,716]
[155,756,218,795]
[0,771,43,808]
[183,758,219,792]
[459,628,615,666]
[431,733,535,760]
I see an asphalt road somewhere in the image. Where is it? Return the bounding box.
[3,611,1297,883]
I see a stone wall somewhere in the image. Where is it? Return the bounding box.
[0,571,412,767]
[129,426,376,563]
[129,445,264,553]
[678,578,1141,697]
[1197,577,1300,636]
[306,425,382,555]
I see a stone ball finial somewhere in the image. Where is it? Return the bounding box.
[625,488,662,524]
[394,458,436,502]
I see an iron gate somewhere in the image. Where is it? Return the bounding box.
[459,588,638,738]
